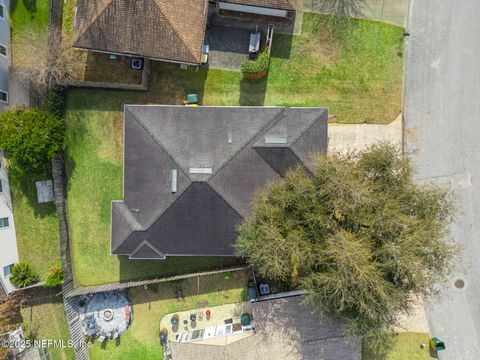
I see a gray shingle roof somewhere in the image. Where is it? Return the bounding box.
[168,295,361,360]
[112,106,328,258]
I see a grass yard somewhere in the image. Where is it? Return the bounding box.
[363,332,432,360]
[8,162,60,280]
[10,0,50,67]
[16,289,74,360]
[65,13,404,286]
[89,271,247,360]
[64,93,240,286]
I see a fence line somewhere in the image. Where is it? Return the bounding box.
[64,265,248,298]
[52,156,89,360]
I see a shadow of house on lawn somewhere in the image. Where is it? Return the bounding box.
[122,268,248,306]
[239,76,268,106]
[118,255,243,287]
[8,161,57,219]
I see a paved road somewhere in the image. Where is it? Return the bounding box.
[404,1,480,358]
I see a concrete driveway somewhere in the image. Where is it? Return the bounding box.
[404,1,480,359]
[328,115,402,153]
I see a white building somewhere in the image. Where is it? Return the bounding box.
[0,154,19,294]
[0,0,9,110]
[0,0,17,294]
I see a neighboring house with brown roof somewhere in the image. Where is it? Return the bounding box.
[111,106,327,260]
[168,295,361,360]
[73,0,296,65]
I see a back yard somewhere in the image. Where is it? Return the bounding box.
[88,271,247,360]
[65,13,404,286]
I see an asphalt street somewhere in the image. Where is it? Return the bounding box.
[404,0,480,358]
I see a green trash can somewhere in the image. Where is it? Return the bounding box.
[429,337,446,351]
[187,94,199,104]
[241,313,251,326]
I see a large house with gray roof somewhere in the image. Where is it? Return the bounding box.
[111,106,327,260]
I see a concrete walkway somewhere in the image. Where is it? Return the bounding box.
[299,0,408,27]
[328,115,402,153]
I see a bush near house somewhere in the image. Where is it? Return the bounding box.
[241,49,270,79]
[44,263,64,288]
[43,90,67,118]
[10,262,40,288]
[0,108,65,170]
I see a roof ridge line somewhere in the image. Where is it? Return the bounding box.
[131,239,165,258]
[290,108,328,148]
[125,107,190,178]
[203,182,244,220]
[115,201,143,231]
[153,0,205,62]
[210,107,287,182]
[74,0,114,44]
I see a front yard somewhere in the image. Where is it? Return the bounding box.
[363,332,432,360]
[64,12,404,286]
[88,271,247,360]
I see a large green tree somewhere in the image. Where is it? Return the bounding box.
[0,108,65,170]
[235,143,457,336]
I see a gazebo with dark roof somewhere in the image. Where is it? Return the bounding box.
[111,105,328,260]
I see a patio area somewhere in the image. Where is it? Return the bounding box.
[160,302,253,342]
[205,10,290,70]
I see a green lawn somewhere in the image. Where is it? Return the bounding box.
[65,13,404,286]
[8,162,60,280]
[64,94,240,286]
[89,271,247,360]
[18,289,74,360]
[10,0,50,67]
[363,332,432,360]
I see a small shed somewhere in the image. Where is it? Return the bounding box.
[35,180,54,204]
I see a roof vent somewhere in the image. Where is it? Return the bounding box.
[189,168,213,174]
[171,169,177,193]
[265,136,287,144]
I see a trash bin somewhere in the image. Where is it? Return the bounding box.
[429,337,446,351]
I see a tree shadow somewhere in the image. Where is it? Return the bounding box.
[8,161,56,219]
[239,76,268,106]
[22,0,37,15]
[10,0,19,14]
[270,32,294,60]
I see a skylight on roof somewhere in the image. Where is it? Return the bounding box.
[171,169,177,193]
[189,168,213,174]
[265,136,287,144]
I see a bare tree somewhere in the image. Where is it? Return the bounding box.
[14,28,82,91]
[303,0,367,18]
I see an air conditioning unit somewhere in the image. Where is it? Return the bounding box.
[132,58,144,70]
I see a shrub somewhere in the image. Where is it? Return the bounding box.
[10,262,40,288]
[0,108,65,170]
[241,49,270,75]
[44,263,64,288]
[43,90,66,118]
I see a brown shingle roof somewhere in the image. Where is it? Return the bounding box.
[73,0,208,64]
[223,0,296,10]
